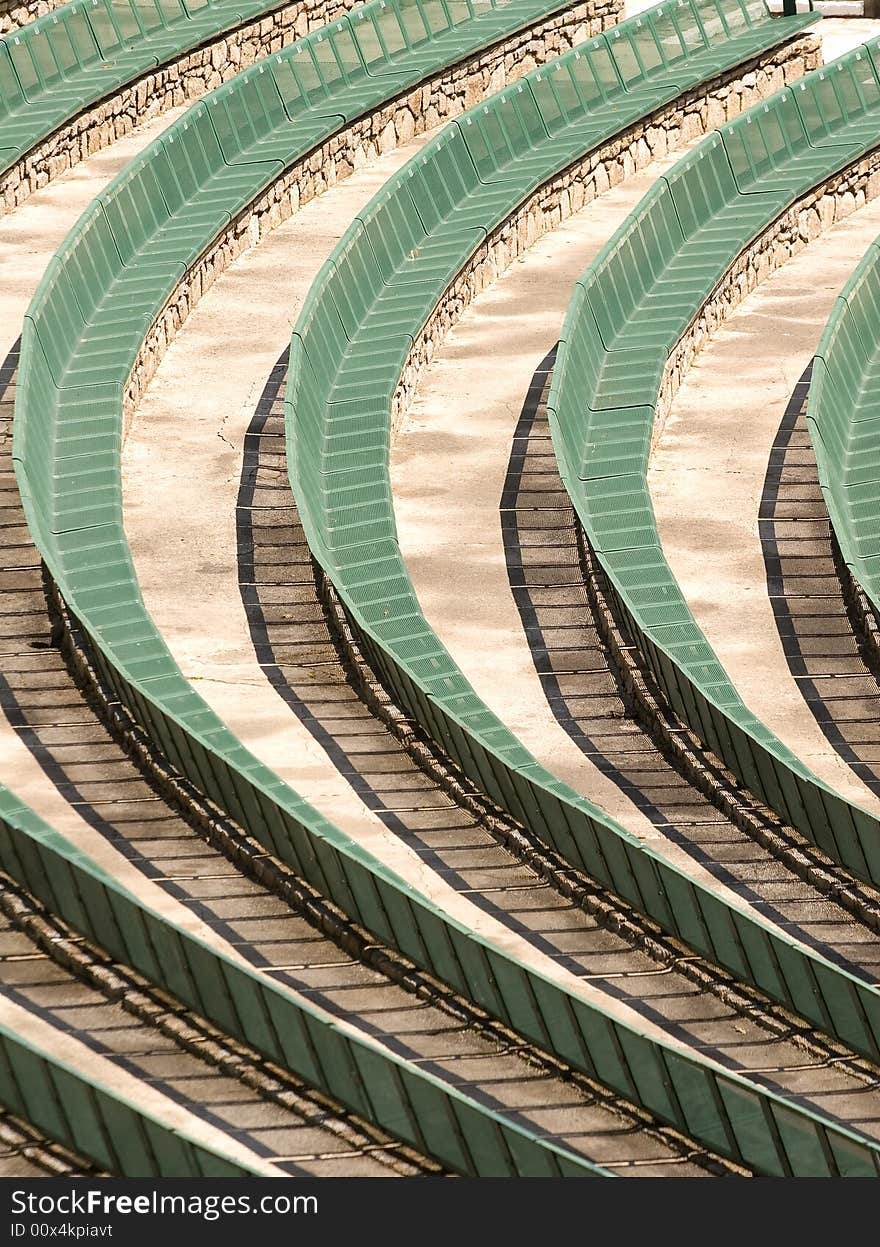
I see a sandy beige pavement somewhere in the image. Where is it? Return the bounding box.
[650,190,880,817]
[124,135,442,893]
[819,15,880,60]
[392,159,691,844]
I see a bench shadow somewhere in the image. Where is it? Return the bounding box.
[759,360,880,799]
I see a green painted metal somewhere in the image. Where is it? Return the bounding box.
[808,236,880,636]
[15,0,865,1176]
[548,43,880,898]
[0,1022,264,1176]
[0,0,309,178]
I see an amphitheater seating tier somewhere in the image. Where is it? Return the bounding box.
[18,0,879,1177]
[0,0,581,179]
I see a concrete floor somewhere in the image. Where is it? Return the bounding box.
[392,156,691,847]
[816,15,880,57]
[386,149,804,919]
[650,189,880,817]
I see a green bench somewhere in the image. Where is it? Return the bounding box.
[0,0,298,178]
[808,239,880,627]
[17,0,865,1175]
[0,0,577,188]
[5,752,880,1176]
[548,42,880,897]
[0,1020,263,1176]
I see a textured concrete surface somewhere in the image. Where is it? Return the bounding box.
[392,158,690,847]
[386,150,799,926]
[650,188,880,816]
[124,136,436,885]
[819,15,879,59]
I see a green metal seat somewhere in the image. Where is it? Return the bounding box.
[794,50,880,148]
[810,239,880,618]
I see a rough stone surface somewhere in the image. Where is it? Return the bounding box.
[0,0,58,33]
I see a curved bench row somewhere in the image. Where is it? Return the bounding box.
[0,0,584,211]
[0,1021,261,1177]
[808,236,880,627]
[280,16,880,1078]
[547,42,880,897]
[10,0,852,1175]
[0,0,333,192]
[0,792,607,1176]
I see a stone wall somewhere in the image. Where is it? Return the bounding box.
[123,0,614,410]
[2,0,619,215]
[2,0,352,215]
[392,33,821,425]
[0,0,58,35]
